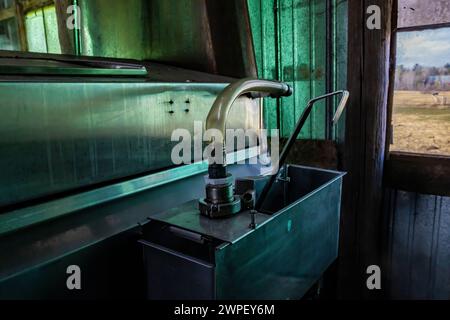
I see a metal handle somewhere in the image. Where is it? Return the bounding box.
[255,90,350,212]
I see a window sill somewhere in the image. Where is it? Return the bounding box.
[385,151,450,196]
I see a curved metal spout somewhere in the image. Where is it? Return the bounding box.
[201,78,292,218]
[206,78,292,139]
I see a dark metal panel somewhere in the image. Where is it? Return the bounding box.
[0,227,145,300]
[141,241,215,300]
[151,200,271,244]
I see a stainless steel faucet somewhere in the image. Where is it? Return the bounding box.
[199,78,292,219]
[205,77,292,141]
[201,77,350,218]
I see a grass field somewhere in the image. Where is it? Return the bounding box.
[391,91,450,156]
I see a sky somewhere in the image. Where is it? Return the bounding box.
[397,27,450,68]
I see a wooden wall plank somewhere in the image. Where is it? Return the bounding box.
[409,195,437,299]
[431,196,450,299]
[389,190,415,298]
[310,0,327,139]
[385,153,450,197]
[279,0,296,137]
[248,0,346,139]
[339,0,394,299]
[248,0,279,131]
[293,0,312,139]
[332,0,348,143]
[385,191,450,299]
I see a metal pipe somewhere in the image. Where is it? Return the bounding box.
[255,90,350,212]
[205,78,292,179]
[205,78,292,139]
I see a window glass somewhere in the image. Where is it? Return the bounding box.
[25,6,61,53]
[0,0,19,50]
[391,28,450,155]
[0,16,19,51]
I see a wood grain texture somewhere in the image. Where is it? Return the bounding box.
[339,0,394,299]
[247,0,347,139]
[55,0,75,55]
[384,190,450,299]
[281,138,339,169]
[385,152,450,197]
[0,6,16,22]
[14,0,28,52]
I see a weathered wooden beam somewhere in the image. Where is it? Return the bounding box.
[280,138,339,170]
[14,0,28,51]
[339,0,395,299]
[385,152,450,197]
[0,7,16,21]
[385,0,398,158]
[55,0,75,55]
[18,0,54,12]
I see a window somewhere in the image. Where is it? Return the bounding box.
[0,1,72,54]
[0,1,148,76]
[390,0,450,156]
[25,5,61,54]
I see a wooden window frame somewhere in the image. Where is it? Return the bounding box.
[0,0,56,51]
[385,2,450,197]
[0,2,148,78]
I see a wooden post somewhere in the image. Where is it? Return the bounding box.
[55,0,76,54]
[14,0,28,51]
[338,0,394,299]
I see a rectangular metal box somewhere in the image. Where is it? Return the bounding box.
[140,165,345,300]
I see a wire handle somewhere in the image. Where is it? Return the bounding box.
[255,90,350,212]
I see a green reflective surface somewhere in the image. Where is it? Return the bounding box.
[247,0,348,139]
[141,165,345,299]
[0,58,148,76]
[0,80,260,210]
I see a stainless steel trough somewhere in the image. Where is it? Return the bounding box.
[140,164,345,300]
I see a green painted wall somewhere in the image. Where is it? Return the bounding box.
[248,0,347,140]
